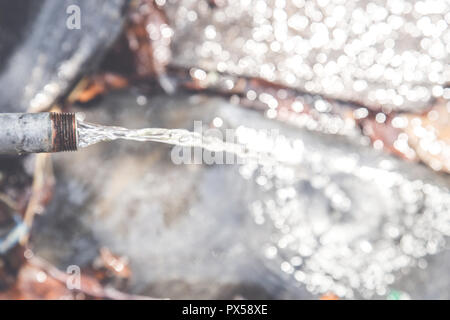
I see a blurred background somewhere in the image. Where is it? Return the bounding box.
[0,0,449,299]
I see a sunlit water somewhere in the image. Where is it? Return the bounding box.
[77,120,302,165]
[77,117,450,299]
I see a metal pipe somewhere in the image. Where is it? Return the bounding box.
[0,112,77,154]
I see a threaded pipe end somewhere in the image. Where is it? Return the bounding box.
[50,112,78,152]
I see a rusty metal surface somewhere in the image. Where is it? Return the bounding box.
[50,113,78,152]
[0,113,77,154]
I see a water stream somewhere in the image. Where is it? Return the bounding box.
[76,116,450,299]
[77,119,301,165]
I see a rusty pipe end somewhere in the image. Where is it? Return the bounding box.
[50,112,78,152]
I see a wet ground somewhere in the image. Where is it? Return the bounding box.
[31,90,450,299]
